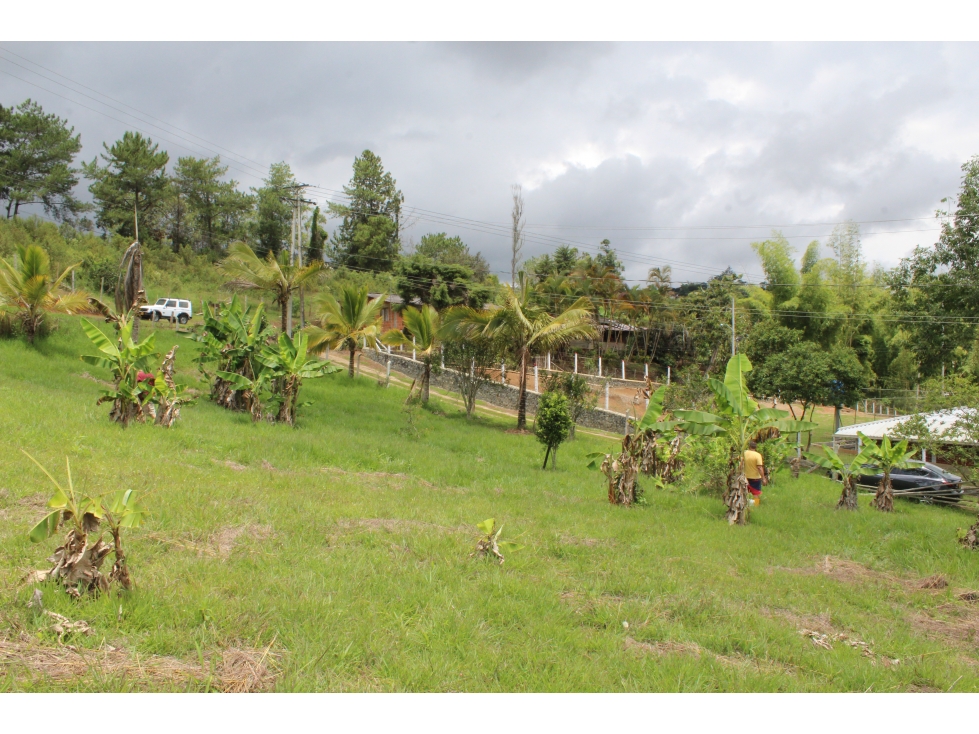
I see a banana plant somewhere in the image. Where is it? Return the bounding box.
[27,457,148,593]
[194,295,272,412]
[674,354,816,525]
[80,313,160,426]
[805,443,876,510]
[632,384,684,480]
[471,518,523,565]
[859,433,915,512]
[218,330,341,425]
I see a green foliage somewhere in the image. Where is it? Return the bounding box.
[306,284,386,378]
[327,150,403,271]
[171,155,252,252]
[394,254,493,310]
[250,162,297,258]
[0,243,89,341]
[82,131,169,240]
[220,241,323,332]
[80,314,162,426]
[675,354,816,524]
[535,392,573,469]
[0,99,86,221]
[415,232,490,280]
[542,370,596,436]
[217,330,340,425]
[472,518,522,564]
[195,295,273,412]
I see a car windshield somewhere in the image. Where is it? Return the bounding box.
[156,298,166,305]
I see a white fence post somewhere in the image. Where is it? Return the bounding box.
[440,347,444,369]
[534,364,539,392]
[621,360,625,380]
[412,337,416,361]
[667,366,671,385]
[574,353,578,374]
[598,357,602,377]
[547,352,551,371]
[644,363,648,379]
[501,361,506,384]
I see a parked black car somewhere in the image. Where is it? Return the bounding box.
[855,461,963,502]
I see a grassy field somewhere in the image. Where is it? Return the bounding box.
[3,317,979,692]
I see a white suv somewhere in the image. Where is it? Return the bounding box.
[140,297,193,324]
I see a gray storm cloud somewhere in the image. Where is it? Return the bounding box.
[2,42,977,283]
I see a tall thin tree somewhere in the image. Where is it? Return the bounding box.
[510,184,524,286]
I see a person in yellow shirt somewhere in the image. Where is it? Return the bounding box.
[744,440,767,505]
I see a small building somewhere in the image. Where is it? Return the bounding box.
[369,294,405,333]
[833,407,979,460]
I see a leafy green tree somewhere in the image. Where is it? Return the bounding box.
[542,370,595,438]
[446,274,596,430]
[305,285,386,378]
[744,321,803,399]
[382,304,447,403]
[675,354,815,525]
[891,156,979,377]
[394,254,493,310]
[327,150,403,271]
[82,132,169,239]
[416,232,490,280]
[442,330,499,418]
[0,100,86,221]
[251,162,296,258]
[220,242,323,334]
[172,155,251,252]
[535,391,573,469]
[308,206,326,263]
[0,243,88,342]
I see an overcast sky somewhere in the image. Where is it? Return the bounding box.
[3,42,979,285]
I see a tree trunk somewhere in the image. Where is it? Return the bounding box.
[109,528,133,590]
[422,361,431,403]
[280,296,288,333]
[726,472,749,525]
[516,348,528,429]
[348,347,356,378]
[837,475,859,510]
[542,445,551,470]
[872,474,894,512]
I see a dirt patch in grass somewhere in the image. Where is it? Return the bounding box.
[334,518,466,534]
[911,608,979,647]
[78,371,113,387]
[149,524,272,559]
[557,534,608,548]
[625,636,702,658]
[0,491,48,522]
[0,633,279,692]
[779,556,951,594]
[212,459,248,471]
[321,466,436,490]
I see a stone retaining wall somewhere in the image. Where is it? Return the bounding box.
[365,349,630,434]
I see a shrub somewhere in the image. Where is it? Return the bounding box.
[535,391,572,469]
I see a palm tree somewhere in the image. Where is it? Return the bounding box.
[382,304,445,403]
[305,285,386,378]
[219,242,323,334]
[0,244,89,342]
[448,273,597,430]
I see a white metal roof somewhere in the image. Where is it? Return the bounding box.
[834,407,979,445]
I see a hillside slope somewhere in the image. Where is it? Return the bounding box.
[2,317,979,691]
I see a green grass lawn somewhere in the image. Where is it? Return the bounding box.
[3,316,979,692]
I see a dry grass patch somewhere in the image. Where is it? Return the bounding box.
[148,523,272,559]
[0,634,279,692]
